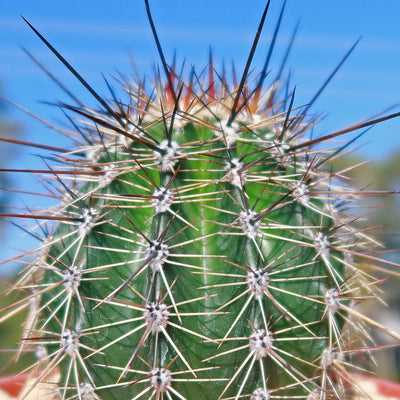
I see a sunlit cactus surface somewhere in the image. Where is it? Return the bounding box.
[1,2,400,400]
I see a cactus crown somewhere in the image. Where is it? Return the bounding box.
[1,2,400,400]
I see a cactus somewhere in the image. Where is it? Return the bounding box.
[1,2,400,400]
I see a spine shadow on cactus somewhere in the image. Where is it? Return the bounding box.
[1,1,400,400]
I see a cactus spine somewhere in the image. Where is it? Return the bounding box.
[1,2,400,400]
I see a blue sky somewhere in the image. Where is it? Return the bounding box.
[0,1,400,274]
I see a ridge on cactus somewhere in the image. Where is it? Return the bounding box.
[1,1,400,400]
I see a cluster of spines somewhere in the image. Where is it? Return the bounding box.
[1,2,400,400]
[0,74,388,400]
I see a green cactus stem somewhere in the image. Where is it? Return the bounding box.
[1,2,400,400]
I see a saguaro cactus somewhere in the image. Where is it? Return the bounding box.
[1,2,400,400]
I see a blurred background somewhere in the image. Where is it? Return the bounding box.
[0,0,399,381]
